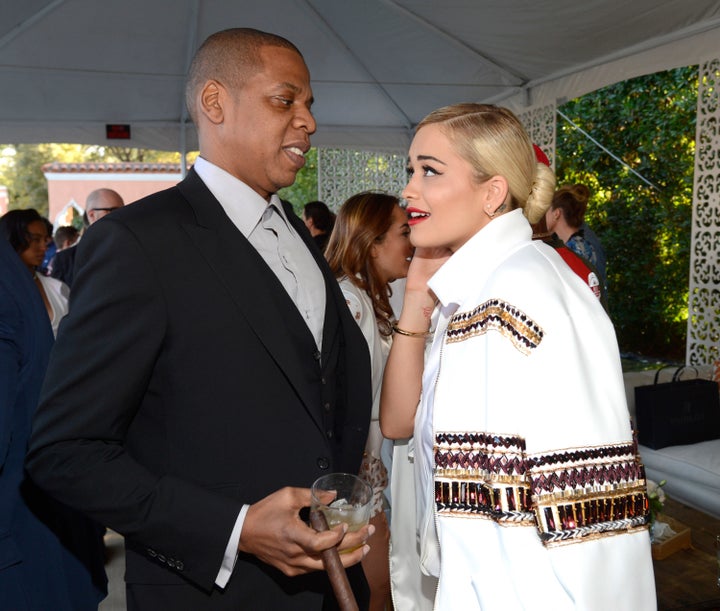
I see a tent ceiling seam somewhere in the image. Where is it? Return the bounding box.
[302,0,414,130]
[380,0,527,86]
[178,0,200,167]
[179,0,200,124]
[0,65,185,79]
[0,0,65,51]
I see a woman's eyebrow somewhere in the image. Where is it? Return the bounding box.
[413,154,446,165]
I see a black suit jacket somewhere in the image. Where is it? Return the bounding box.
[49,243,77,287]
[27,169,372,610]
[0,241,106,609]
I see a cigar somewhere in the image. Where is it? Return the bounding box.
[309,509,359,611]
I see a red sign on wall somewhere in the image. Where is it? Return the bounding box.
[106,124,131,139]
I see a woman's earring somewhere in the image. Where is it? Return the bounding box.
[485,206,496,218]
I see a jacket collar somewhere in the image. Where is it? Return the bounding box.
[429,209,532,310]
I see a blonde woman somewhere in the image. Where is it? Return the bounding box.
[381,104,655,610]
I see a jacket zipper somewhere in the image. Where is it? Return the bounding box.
[431,333,445,610]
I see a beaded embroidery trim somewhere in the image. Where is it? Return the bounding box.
[445,299,543,355]
[434,432,650,546]
[528,442,649,546]
[435,432,535,524]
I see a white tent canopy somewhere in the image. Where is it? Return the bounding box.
[2,0,720,152]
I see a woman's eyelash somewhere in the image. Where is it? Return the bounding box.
[407,164,441,177]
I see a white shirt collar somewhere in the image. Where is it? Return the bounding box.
[193,156,288,238]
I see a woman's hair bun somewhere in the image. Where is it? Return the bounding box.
[570,184,590,204]
[524,162,556,224]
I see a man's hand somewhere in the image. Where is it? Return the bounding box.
[238,487,373,576]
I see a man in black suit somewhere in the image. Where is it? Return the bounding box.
[27,28,372,610]
[49,188,124,287]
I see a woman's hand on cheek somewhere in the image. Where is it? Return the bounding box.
[406,247,452,292]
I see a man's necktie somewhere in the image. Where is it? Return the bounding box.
[261,204,298,300]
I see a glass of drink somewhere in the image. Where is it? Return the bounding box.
[311,472,373,533]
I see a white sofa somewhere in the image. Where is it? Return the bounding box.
[623,366,720,519]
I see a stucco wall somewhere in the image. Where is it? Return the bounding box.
[45,170,182,226]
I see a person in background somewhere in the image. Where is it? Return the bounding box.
[54,225,80,251]
[303,200,335,251]
[580,220,607,283]
[40,217,56,274]
[0,209,69,336]
[532,210,608,312]
[325,191,413,611]
[545,184,607,288]
[380,103,655,609]
[0,236,107,610]
[50,188,124,288]
[46,225,80,277]
[529,147,607,310]
[26,27,372,610]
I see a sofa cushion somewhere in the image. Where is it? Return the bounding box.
[639,439,720,519]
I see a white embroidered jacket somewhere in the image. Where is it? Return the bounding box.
[415,210,656,610]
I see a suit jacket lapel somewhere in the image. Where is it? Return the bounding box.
[177,171,324,428]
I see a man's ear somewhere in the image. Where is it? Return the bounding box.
[199,80,225,124]
[483,175,510,217]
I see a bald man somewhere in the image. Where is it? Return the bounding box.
[49,188,124,288]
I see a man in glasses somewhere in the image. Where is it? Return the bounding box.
[49,188,124,287]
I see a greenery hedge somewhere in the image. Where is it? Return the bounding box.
[555,66,697,361]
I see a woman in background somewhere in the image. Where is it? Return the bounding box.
[0,209,69,336]
[545,184,600,268]
[325,191,413,611]
[381,103,655,610]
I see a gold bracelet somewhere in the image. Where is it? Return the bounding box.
[392,324,431,338]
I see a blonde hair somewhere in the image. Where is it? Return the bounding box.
[416,103,555,224]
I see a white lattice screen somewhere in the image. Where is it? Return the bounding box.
[687,59,720,366]
[517,103,557,169]
[317,149,407,210]
[317,104,556,210]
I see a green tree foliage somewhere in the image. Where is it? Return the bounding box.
[556,67,697,360]
[1,144,52,214]
[0,145,181,217]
